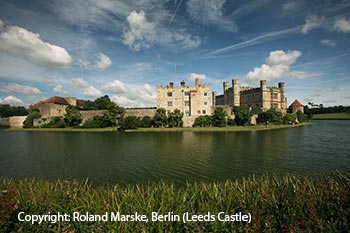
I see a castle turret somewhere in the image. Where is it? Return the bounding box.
[278,82,286,112]
[223,81,229,104]
[212,91,216,106]
[260,80,268,110]
[232,79,240,106]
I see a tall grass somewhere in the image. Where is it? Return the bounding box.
[1,174,349,232]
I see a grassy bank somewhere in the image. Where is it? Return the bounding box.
[312,112,350,120]
[6,127,118,132]
[1,174,349,232]
[127,122,313,132]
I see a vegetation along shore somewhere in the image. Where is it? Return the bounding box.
[1,174,349,232]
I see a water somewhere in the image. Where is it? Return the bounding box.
[0,121,349,184]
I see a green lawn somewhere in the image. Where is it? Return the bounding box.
[127,123,313,132]
[312,112,350,120]
[1,174,349,232]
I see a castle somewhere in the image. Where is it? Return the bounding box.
[156,79,212,126]
[213,79,287,113]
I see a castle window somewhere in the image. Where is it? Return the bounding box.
[167,101,173,107]
[167,92,172,97]
[270,93,278,99]
[185,101,190,106]
[184,91,190,96]
[204,92,208,96]
[204,102,208,106]
[271,103,278,109]
[202,110,206,114]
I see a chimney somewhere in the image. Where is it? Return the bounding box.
[180,80,186,87]
[169,82,174,88]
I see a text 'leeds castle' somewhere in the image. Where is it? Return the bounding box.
[157,78,289,126]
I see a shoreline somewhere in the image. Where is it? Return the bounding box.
[4,123,314,132]
[126,122,314,132]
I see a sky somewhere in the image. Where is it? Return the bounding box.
[0,0,349,108]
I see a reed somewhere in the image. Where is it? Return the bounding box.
[1,173,349,232]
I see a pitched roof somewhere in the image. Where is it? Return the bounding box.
[42,96,70,105]
[290,99,303,107]
[76,99,86,107]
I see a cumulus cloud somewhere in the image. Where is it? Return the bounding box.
[94,52,112,70]
[320,39,337,47]
[122,10,156,51]
[333,18,350,33]
[43,76,54,83]
[0,95,24,106]
[301,15,324,34]
[71,77,90,89]
[83,86,102,98]
[245,50,303,82]
[71,77,102,98]
[101,80,127,94]
[0,19,72,68]
[0,82,41,95]
[103,80,156,107]
[187,0,236,32]
[189,73,207,81]
[53,85,68,94]
[121,10,201,51]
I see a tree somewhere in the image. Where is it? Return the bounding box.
[167,109,183,127]
[212,107,227,127]
[193,115,212,127]
[282,113,297,124]
[0,104,28,117]
[257,108,283,125]
[119,116,140,131]
[296,110,307,123]
[140,116,152,128]
[23,106,41,128]
[233,106,250,126]
[42,116,65,128]
[64,106,82,127]
[152,108,167,127]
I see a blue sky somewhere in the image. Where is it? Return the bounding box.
[0,0,349,107]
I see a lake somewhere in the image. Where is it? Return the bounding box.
[0,120,349,184]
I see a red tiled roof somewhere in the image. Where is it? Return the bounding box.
[76,99,86,107]
[42,96,70,105]
[290,99,303,107]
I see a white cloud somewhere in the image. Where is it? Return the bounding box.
[53,85,68,94]
[121,10,201,51]
[333,18,350,33]
[94,52,112,70]
[83,86,102,98]
[189,73,207,81]
[187,0,237,32]
[122,10,156,51]
[0,19,4,31]
[101,80,127,94]
[281,0,306,16]
[105,80,156,107]
[43,76,54,83]
[0,20,72,68]
[245,50,303,82]
[71,77,90,89]
[0,82,41,95]
[320,39,337,47]
[301,15,324,34]
[0,95,24,106]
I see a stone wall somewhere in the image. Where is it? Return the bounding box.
[0,116,26,128]
[79,110,107,123]
[124,108,157,118]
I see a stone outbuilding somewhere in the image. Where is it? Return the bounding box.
[289,99,304,113]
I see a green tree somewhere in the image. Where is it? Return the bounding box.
[119,116,140,131]
[233,106,251,126]
[64,106,82,127]
[282,113,297,124]
[0,104,28,117]
[152,108,167,127]
[23,106,41,128]
[296,110,307,123]
[140,116,152,128]
[167,109,183,127]
[42,116,65,128]
[212,107,227,127]
[257,108,283,125]
[193,115,212,127]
